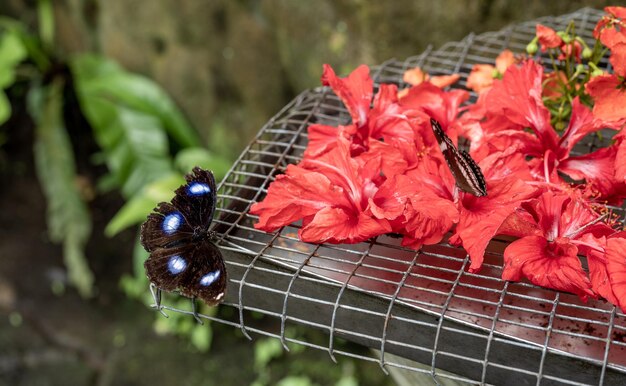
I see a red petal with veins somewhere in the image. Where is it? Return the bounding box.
[606,237,626,312]
[454,175,536,272]
[299,207,390,244]
[586,74,626,123]
[536,24,563,50]
[558,98,603,156]
[250,165,348,232]
[485,60,558,148]
[617,133,626,182]
[321,64,373,128]
[609,42,626,77]
[305,124,353,158]
[401,188,459,249]
[577,234,619,305]
[503,236,594,300]
[399,82,469,131]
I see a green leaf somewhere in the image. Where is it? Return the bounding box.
[32,80,93,297]
[36,0,54,50]
[276,376,315,386]
[190,324,212,352]
[254,338,284,371]
[105,173,184,237]
[174,147,231,180]
[0,91,10,125]
[0,30,27,88]
[119,231,150,299]
[70,54,201,148]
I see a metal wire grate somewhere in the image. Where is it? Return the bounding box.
[158,8,626,385]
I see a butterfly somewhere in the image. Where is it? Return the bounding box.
[140,167,227,311]
[430,118,487,197]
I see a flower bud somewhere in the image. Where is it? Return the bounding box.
[591,68,604,77]
[582,47,592,59]
[557,31,571,43]
[526,41,538,55]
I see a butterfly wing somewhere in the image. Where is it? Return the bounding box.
[144,240,227,305]
[430,118,487,197]
[171,167,217,231]
[459,150,487,197]
[140,202,195,252]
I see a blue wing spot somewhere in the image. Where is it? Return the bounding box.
[167,255,187,275]
[162,212,182,235]
[187,182,211,196]
[199,270,221,286]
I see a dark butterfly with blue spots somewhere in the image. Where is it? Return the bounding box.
[430,118,487,197]
[140,167,226,307]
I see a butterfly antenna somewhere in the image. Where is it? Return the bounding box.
[191,297,204,325]
[149,283,169,318]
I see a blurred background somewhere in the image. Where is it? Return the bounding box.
[0,1,622,385]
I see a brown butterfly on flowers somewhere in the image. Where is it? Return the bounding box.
[430,118,487,197]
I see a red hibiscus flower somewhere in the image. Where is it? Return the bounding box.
[500,191,606,300]
[399,81,470,139]
[471,61,625,202]
[251,136,390,244]
[306,66,417,158]
[536,24,563,50]
[367,166,459,250]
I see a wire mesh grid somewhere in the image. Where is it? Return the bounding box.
[158,7,626,385]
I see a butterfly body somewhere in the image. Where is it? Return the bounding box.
[140,167,226,306]
[430,118,487,197]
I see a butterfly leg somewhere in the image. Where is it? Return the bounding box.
[149,283,169,318]
[190,296,204,325]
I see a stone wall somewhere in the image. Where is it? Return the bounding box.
[0,0,619,158]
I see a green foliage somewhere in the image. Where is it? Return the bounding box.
[36,0,54,50]
[0,28,27,125]
[0,4,232,309]
[175,147,231,181]
[276,376,316,386]
[31,80,93,297]
[254,338,284,372]
[105,173,184,237]
[152,297,216,352]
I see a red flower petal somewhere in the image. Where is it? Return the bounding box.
[616,133,626,182]
[577,234,619,305]
[250,165,348,232]
[399,82,469,130]
[454,175,536,272]
[606,237,626,311]
[559,145,626,203]
[503,236,594,300]
[401,188,458,249]
[536,24,563,50]
[305,124,353,158]
[608,41,626,76]
[558,98,602,156]
[485,60,558,149]
[586,74,626,123]
[605,6,626,19]
[368,174,416,221]
[299,207,390,244]
[321,64,373,128]
[466,64,496,94]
